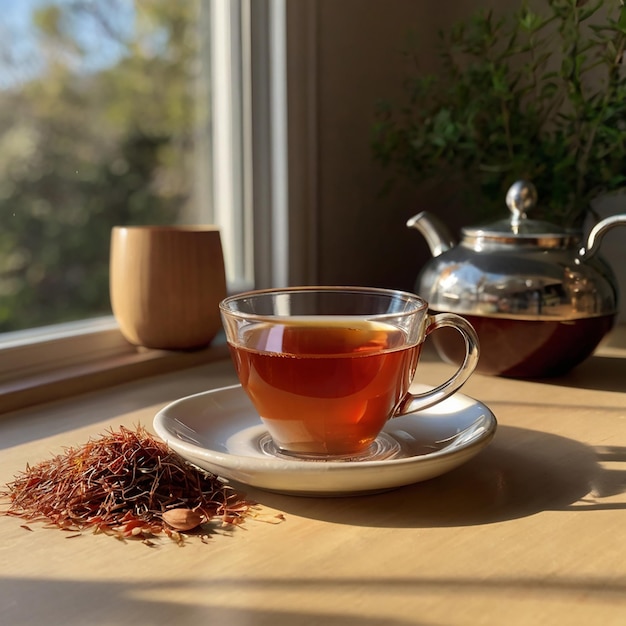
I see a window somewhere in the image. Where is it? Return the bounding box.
[1,0,233,335]
[0,0,297,402]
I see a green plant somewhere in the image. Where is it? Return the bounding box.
[372,0,626,229]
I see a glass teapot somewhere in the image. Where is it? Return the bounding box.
[407,180,626,378]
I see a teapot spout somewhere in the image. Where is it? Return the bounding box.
[406,211,456,257]
[579,214,626,260]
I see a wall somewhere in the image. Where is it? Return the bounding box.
[293,0,502,291]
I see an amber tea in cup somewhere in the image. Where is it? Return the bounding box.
[220,287,479,460]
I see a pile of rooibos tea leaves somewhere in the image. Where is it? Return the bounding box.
[0,425,254,545]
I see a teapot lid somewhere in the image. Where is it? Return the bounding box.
[461,181,577,249]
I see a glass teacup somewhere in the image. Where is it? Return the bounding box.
[220,286,479,460]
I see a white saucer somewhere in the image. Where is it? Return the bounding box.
[153,384,497,496]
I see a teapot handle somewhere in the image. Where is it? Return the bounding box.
[579,214,626,260]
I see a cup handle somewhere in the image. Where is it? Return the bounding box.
[395,312,480,416]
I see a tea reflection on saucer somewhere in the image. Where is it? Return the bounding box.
[257,431,403,463]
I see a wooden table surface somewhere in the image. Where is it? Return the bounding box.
[2,329,626,626]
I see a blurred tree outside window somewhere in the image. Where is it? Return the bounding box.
[0,0,213,333]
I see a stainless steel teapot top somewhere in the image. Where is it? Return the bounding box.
[407,180,626,321]
[462,180,575,248]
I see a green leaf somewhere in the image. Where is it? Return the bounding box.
[619,5,626,30]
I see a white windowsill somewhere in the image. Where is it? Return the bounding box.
[0,317,231,415]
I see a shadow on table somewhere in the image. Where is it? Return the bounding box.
[523,354,626,393]
[0,577,420,626]
[245,424,626,528]
[3,573,626,626]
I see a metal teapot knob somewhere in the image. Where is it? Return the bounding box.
[506,180,538,228]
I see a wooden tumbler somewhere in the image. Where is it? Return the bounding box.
[109,226,227,350]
